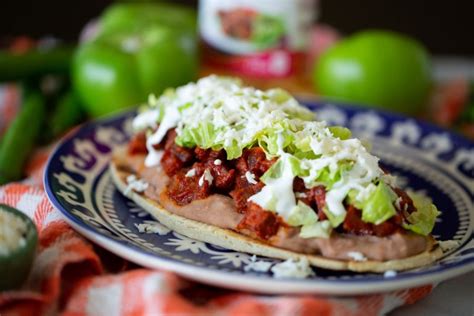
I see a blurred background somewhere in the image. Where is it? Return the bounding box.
[0,0,472,184]
[0,0,473,55]
[1,0,474,55]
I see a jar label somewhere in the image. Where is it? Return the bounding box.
[200,0,317,77]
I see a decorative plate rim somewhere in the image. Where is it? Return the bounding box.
[44,102,474,294]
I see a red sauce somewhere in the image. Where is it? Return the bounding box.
[237,202,281,239]
[236,147,276,177]
[294,179,327,220]
[343,205,402,237]
[197,148,236,191]
[166,165,212,206]
[160,130,194,177]
[229,178,264,213]
[128,132,147,155]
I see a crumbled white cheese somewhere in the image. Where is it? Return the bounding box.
[244,171,257,184]
[124,175,149,196]
[438,240,460,252]
[295,192,307,198]
[322,140,381,217]
[127,175,137,182]
[243,255,273,272]
[185,168,196,177]
[134,222,170,235]
[270,258,315,279]
[198,169,213,187]
[346,251,367,262]
[132,109,159,131]
[383,270,398,278]
[214,159,222,165]
[0,208,28,256]
[135,75,313,169]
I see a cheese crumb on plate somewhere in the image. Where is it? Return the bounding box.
[270,258,315,279]
[0,209,28,256]
[438,240,460,252]
[134,221,170,235]
[244,255,273,273]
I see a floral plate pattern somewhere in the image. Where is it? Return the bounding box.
[44,101,474,295]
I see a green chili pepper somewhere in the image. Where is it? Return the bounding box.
[0,46,73,83]
[48,90,86,139]
[0,87,46,184]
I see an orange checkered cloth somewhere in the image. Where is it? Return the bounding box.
[0,86,433,316]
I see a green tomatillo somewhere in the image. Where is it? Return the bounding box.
[73,3,198,118]
[314,30,432,114]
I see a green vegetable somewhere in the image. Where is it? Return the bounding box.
[328,126,352,140]
[100,2,196,36]
[73,3,198,118]
[0,204,38,291]
[314,30,432,114]
[260,155,302,183]
[48,91,86,139]
[403,192,440,236]
[360,182,397,225]
[287,201,318,226]
[176,122,220,151]
[287,201,332,239]
[309,163,353,190]
[322,206,346,228]
[460,100,474,123]
[174,87,314,160]
[300,220,332,239]
[0,46,73,82]
[0,88,46,184]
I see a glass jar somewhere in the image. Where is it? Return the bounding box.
[199,0,318,78]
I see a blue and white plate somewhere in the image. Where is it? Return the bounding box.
[44,102,474,295]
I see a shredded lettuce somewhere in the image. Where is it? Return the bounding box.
[360,182,398,225]
[287,201,318,226]
[306,162,352,190]
[300,220,332,239]
[322,206,346,227]
[287,201,332,239]
[260,155,306,183]
[328,126,352,140]
[175,122,218,149]
[347,189,365,210]
[402,192,440,236]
